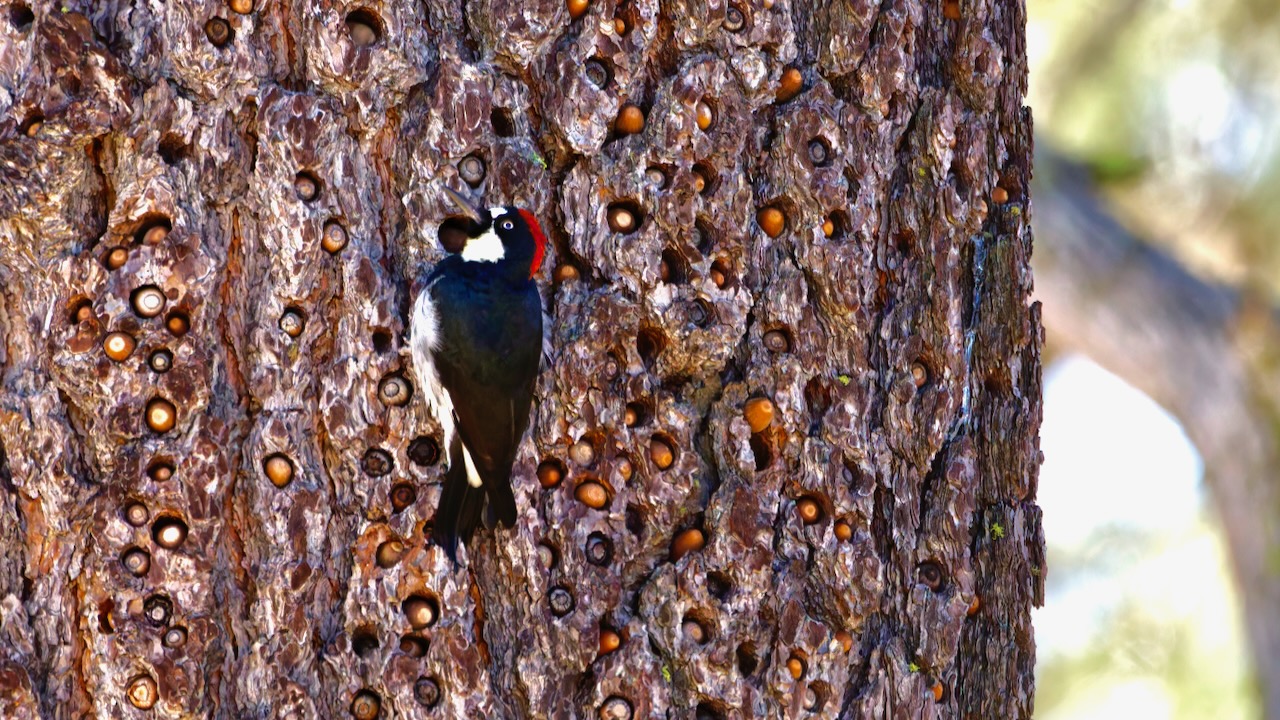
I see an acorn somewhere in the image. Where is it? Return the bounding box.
[124,502,150,527]
[834,520,853,541]
[835,630,853,653]
[554,264,579,283]
[459,155,486,186]
[599,697,633,720]
[163,626,188,648]
[574,481,608,510]
[616,456,633,482]
[414,677,442,708]
[711,268,726,288]
[263,454,294,488]
[786,654,806,680]
[148,349,173,373]
[148,461,174,483]
[537,460,564,488]
[807,138,830,166]
[348,18,378,47]
[967,596,981,616]
[402,595,438,629]
[916,562,944,591]
[166,312,190,336]
[763,329,791,353]
[142,224,169,245]
[992,186,1009,204]
[757,207,786,238]
[670,528,705,561]
[607,204,638,234]
[350,690,381,720]
[695,100,715,131]
[569,440,596,467]
[407,437,440,466]
[322,221,349,254]
[126,675,159,710]
[378,376,411,406]
[743,397,774,433]
[121,547,151,576]
[585,59,610,89]
[645,166,667,187]
[567,0,589,19]
[205,17,232,46]
[229,0,253,14]
[294,172,320,202]
[692,168,709,194]
[362,448,393,476]
[911,362,929,387]
[615,104,645,135]
[400,635,429,658]
[105,247,129,270]
[153,516,189,550]
[69,302,93,324]
[143,594,172,626]
[623,406,638,427]
[613,17,627,34]
[548,585,575,616]
[131,285,166,318]
[279,309,304,337]
[599,628,621,655]
[943,0,960,19]
[537,542,557,570]
[145,397,177,433]
[682,618,706,644]
[796,497,822,524]
[390,483,417,512]
[585,532,613,566]
[931,680,945,702]
[823,218,835,237]
[724,5,745,31]
[648,437,674,470]
[376,539,405,568]
[776,67,803,102]
[103,332,136,362]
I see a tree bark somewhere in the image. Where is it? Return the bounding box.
[1033,148,1280,717]
[0,1,1042,718]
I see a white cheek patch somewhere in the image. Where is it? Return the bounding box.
[460,207,510,264]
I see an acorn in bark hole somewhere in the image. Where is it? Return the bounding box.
[322,221,348,254]
[347,15,378,47]
[376,539,405,568]
[648,436,674,469]
[407,436,439,466]
[103,332,135,362]
[776,67,803,102]
[743,397,774,433]
[695,100,715,131]
[294,171,320,202]
[121,547,151,577]
[615,104,645,135]
[459,154,486,186]
[599,628,621,654]
[279,309,304,337]
[554,264,579,283]
[992,186,1009,204]
[229,0,252,14]
[163,626,188,648]
[834,520,853,541]
[141,224,169,245]
[569,439,596,467]
[145,397,177,433]
[166,311,190,336]
[548,585,575,616]
[763,329,791,353]
[378,375,411,406]
[148,349,173,373]
[205,17,232,47]
[402,595,439,629]
[132,285,166,318]
[362,448,393,476]
[263,454,294,488]
[350,690,381,720]
[153,516,189,550]
[599,697,633,720]
[567,0,589,19]
[414,677,441,708]
[105,247,128,269]
[670,528,705,561]
[607,203,639,233]
[757,207,786,237]
[787,653,807,680]
[916,561,945,591]
[575,481,608,509]
[127,675,159,710]
[537,460,564,488]
[585,532,613,566]
[911,361,929,387]
[796,496,823,524]
[390,483,417,512]
[148,460,174,483]
[835,630,853,653]
[124,502,150,527]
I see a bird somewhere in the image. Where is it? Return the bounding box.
[409,187,546,565]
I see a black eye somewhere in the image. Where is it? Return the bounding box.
[500,220,514,231]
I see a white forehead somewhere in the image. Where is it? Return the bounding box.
[489,207,504,219]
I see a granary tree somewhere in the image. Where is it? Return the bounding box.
[0,0,1041,717]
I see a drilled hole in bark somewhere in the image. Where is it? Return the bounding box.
[376,539,405,568]
[134,214,173,245]
[143,594,172,627]
[163,626,188,648]
[414,676,442,707]
[371,329,392,353]
[807,136,833,167]
[659,247,689,284]
[685,298,714,328]
[624,503,646,538]
[537,458,566,488]
[599,696,633,720]
[585,531,614,566]
[682,610,713,645]
[806,681,831,712]
[152,515,189,550]
[736,642,758,676]
[548,584,575,617]
[408,436,440,467]
[649,432,677,470]
[165,310,191,337]
[585,56,612,89]
[158,134,190,165]
[345,8,382,46]
[490,107,516,137]
[645,163,672,189]
[147,458,175,483]
[693,216,716,255]
[635,328,666,371]
[121,547,151,577]
[97,599,115,633]
[823,210,850,240]
[709,256,734,289]
[67,296,93,325]
[362,448,393,476]
[402,594,440,629]
[438,216,470,253]
[804,377,831,426]
[916,561,947,591]
[400,633,429,657]
[18,112,41,136]
[8,3,33,30]
[294,170,322,202]
[692,161,718,195]
[537,539,559,570]
[706,571,732,601]
[603,350,624,380]
[607,200,643,234]
[350,690,381,720]
[749,433,774,471]
[279,307,305,337]
[351,626,379,657]
[695,700,727,719]
[723,2,748,32]
[624,399,652,428]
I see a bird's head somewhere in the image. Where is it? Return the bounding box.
[443,187,547,281]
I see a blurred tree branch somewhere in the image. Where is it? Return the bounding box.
[1034,146,1280,717]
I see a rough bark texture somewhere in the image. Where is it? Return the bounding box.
[1034,149,1280,717]
[0,1,1042,718]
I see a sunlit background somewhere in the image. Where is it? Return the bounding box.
[1027,0,1278,716]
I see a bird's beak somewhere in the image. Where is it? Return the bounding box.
[443,187,484,224]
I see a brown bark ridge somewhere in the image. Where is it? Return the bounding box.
[0,1,1042,718]
[1034,149,1280,716]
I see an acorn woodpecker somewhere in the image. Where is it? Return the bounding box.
[410,187,546,564]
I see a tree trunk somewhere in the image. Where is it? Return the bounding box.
[0,1,1042,718]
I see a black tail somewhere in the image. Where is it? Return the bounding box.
[432,434,485,565]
